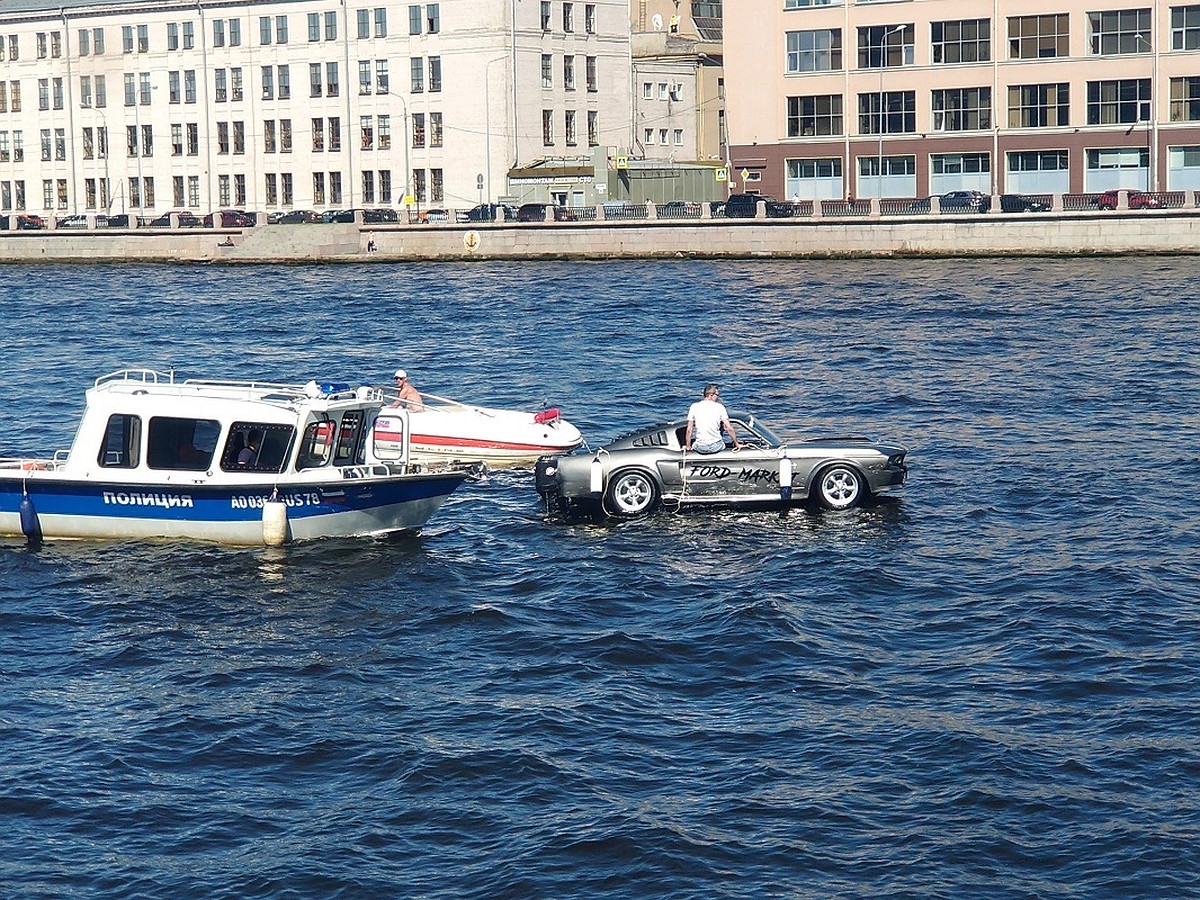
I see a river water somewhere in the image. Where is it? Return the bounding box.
[1,258,1198,898]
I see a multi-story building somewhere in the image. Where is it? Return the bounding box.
[725,1,1200,201]
[0,0,633,218]
[631,1,724,164]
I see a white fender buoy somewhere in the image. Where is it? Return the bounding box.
[779,451,793,502]
[262,496,290,546]
[589,455,604,494]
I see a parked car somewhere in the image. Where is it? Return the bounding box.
[998,194,1049,213]
[1097,189,1161,211]
[516,203,577,222]
[148,210,203,227]
[723,193,795,218]
[274,209,320,224]
[3,213,46,230]
[99,214,130,228]
[658,200,702,218]
[535,414,908,518]
[938,190,989,213]
[417,208,450,224]
[363,208,399,223]
[56,214,90,228]
[463,203,518,222]
[203,209,255,227]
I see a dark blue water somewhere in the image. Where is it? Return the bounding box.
[2,259,1199,898]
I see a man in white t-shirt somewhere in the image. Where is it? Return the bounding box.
[685,383,740,454]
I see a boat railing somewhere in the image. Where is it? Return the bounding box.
[95,368,169,387]
[408,391,498,417]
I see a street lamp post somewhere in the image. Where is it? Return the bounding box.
[484,56,507,205]
[876,26,904,200]
[377,88,412,209]
[1135,32,1157,192]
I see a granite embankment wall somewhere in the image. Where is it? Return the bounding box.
[4,211,1200,263]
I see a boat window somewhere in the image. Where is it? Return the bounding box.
[334,410,364,465]
[147,416,221,471]
[98,414,141,468]
[219,422,295,473]
[372,413,405,461]
[296,419,336,470]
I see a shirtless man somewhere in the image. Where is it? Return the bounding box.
[390,369,425,412]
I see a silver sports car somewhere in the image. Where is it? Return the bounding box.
[534,413,908,518]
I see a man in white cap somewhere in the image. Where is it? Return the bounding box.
[390,369,425,411]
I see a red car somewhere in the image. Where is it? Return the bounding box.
[1097,190,1161,210]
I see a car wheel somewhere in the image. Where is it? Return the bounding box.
[605,469,660,517]
[813,464,864,511]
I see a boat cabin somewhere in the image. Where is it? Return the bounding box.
[57,370,415,483]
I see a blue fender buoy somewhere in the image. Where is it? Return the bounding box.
[19,491,42,543]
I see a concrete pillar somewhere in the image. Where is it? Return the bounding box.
[812,199,823,219]
[1051,193,1064,212]
[354,208,365,225]
[755,200,766,220]
[595,204,605,221]
[47,215,58,231]
[1117,190,1130,211]
[700,202,712,220]
[870,198,881,218]
[930,196,941,215]
[169,212,180,228]
[87,214,97,231]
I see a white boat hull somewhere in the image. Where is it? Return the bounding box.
[406,405,583,466]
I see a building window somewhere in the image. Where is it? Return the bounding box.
[360,61,372,95]
[312,118,324,151]
[931,153,990,175]
[261,17,272,45]
[858,25,914,68]
[1008,14,1069,60]
[171,123,183,156]
[563,3,574,32]
[329,117,341,152]
[586,56,597,92]
[326,62,339,97]
[213,19,225,47]
[431,168,443,203]
[1170,76,1200,121]
[543,54,553,88]
[263,67,275,100]
[380,169,392,203]
[1009,150,1068,172]
[585,4,596,34]
[218,174,231,206]
[358,9,370,39]
[187,122,198,155]
[363,170,375,204]
[379,115,392,149]
[858,91,916,135]
[264,119,277,153]
[313,172,325,206]
[541,1,552,32]
[543,109,554,145]
[325,11,338,41]
[1087,79,1151,124]
[189,175,200,207]
[430,112,443,147]
[234,174,246,206]
[565,109,577,145]
[173,174,184,206]
[233,121,245,154]
[410,5,422,35]
[280,66,291,99]
[411,58,424,93]
[786,29,842,73]
[932,19,990,64]
[429,57,442,92]
[787,94,843,137]
[1008,83,1070,128]
[169,71,181,104]
[564,56,576,91]
[1088,9,1152,55]
[218,121,230,154]
[167,23,179,51]
[266,173,278,206]
[361,115,374,149]
[231,68,243,102]
[376,8,388,37]
[376,60,389,93]
[412,113,425,148]
[588,110,598,146]
[932,87,991,131]
[308,13,320,42]
[184,71,195,104]
[79,28,91,55]
[427,4,440,33]
[138,24,149,53]
[310,64,322,98]
[216,69,228,102]
[183,22,194,50]
[1172,5,1200,50]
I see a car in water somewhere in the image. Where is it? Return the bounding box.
[516,202,577,222]
[722,193,795,219]
[1097,189,1161,211]
[998,194,1049,213]
[534,414,907,518]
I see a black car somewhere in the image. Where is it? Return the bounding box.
[148,210,202,227]
[464,203,518,222]
[723,193,795,218]
[999,194,1049,213]
[274,209,320,224]
[939,190,989,213]
[515,203,576,222]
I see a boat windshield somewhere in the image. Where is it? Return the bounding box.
[732,416,783,447]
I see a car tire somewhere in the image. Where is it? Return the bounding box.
[812,464,864,511]
[605,469,660,517]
